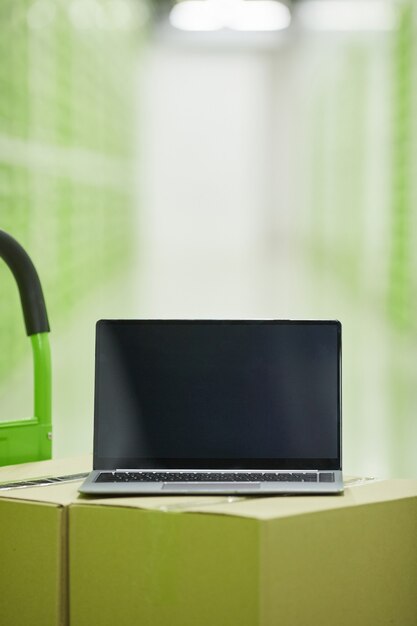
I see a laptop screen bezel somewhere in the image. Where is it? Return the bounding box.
[93,319,342,471]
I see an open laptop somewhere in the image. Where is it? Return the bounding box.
[80,319,343,495]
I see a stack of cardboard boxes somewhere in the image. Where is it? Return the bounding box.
[1,458,416,626]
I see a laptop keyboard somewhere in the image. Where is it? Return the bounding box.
[95,471,329,483]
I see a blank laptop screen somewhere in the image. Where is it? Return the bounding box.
[94,320,341,470]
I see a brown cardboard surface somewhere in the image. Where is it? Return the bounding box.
[259,497,417,626]
[2,459,417,626]
[0,454,92,483]
[69,503,261,626]
[69,479,417,626]
[0,456,91,626]
[0,499,65,626]
[74,479,417,520]
[1,481,87,506]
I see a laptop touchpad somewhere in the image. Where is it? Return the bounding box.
[162,483,261,491]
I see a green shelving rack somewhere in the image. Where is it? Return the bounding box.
[0,0,143,413]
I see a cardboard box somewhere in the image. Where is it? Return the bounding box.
[0,457,91,626]
[70,478,417,626]
[1,460,417,626]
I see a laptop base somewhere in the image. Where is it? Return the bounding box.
[79,470,344,495]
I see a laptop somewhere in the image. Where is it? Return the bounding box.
[79,319,343,495]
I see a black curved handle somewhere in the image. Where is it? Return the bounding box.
[0,230,50,336]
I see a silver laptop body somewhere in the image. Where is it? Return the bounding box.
[80,320,343,496]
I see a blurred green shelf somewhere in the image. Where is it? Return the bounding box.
[0,0,145,393]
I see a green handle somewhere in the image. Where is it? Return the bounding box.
[0,232,52,467]
[0,230,50,336]
[0,334,52,467]
[32,333,52,431]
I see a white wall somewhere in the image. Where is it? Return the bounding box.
[138,38,292,317]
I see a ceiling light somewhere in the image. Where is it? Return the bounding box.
[170,0,226,31]
[169,0,291,32]
[230,1,291,31]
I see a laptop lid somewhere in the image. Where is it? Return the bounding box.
[93,320,341,471]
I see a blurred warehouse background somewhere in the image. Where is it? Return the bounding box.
[0,0,416,478]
